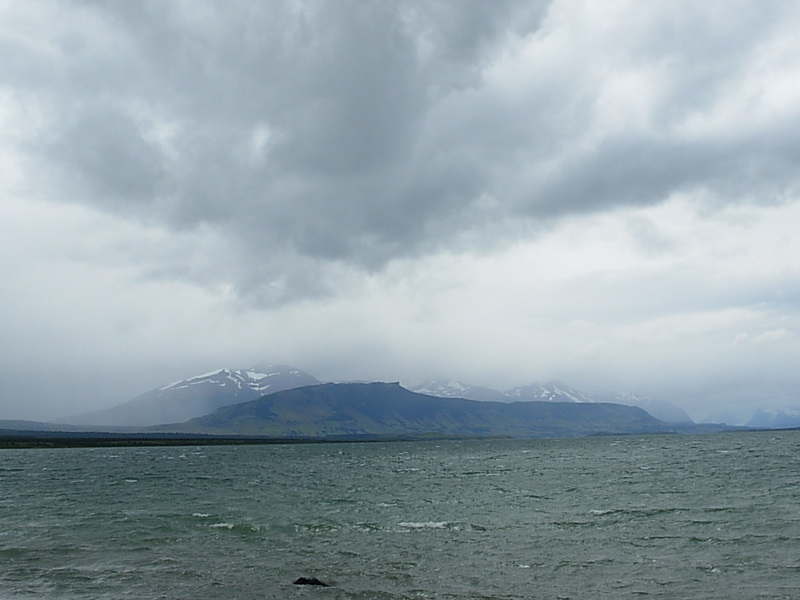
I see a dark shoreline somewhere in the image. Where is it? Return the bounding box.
[1,425,779,449]
[0,431,486,449]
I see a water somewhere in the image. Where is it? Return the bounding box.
[1,431,799,599]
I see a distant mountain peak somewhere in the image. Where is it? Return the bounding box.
[505,381,593,403]
[63,364,320,427]
[416,379,693,424]
[160,368,227,391]
[410,380,510,403]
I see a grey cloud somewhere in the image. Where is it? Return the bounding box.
[552,266,793,326]
[524,133,799,217]
[45,105,166,207]
[18,0,800,303]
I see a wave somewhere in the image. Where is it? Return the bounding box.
[397,521,486,532]
[398,521,448,529]
[208,522,260,534]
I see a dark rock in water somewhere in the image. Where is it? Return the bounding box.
[293,577,329,586]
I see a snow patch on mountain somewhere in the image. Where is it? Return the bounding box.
[413,378,692,424]
[411,380,510,403]
[505,380,596,403]
[61,363,319,427]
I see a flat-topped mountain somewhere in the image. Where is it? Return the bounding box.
[158,382,671,438]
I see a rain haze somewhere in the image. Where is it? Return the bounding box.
[2,1,799,425]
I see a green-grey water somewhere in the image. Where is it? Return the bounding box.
[1,431,799,599]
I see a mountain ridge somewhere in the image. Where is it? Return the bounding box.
[50,363,705,433]
[155,381,672,439]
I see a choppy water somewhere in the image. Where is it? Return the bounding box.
[1,431,799,599]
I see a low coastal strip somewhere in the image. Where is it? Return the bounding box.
[0,431,482,449]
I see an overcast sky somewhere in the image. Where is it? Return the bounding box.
[3,0,800,424]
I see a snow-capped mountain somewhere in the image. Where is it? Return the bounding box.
[411,380,510,403]
[158,363,310,396]
[414,378,693,424]
[62,363,319,427]
[505,380,595,403]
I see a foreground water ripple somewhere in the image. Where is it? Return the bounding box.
[2,431,799,599]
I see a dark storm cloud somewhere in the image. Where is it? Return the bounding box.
[46,105,166,205]
[11,0,800,303]
[15,1,541,297]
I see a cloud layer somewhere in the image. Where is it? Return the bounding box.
[2,1,800,423]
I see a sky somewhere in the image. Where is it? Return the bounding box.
[2,0,800,425]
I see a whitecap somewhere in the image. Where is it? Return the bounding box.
[398,521,448,529]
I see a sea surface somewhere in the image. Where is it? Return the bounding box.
[1,431,799,599]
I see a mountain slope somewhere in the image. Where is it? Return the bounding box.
[159,382,671,438]
[63,364,319,426]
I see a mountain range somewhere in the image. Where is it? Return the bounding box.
[410,379,693,424]
[60,366,693,429]
[2,363,761,440]
[153,381,671,438]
